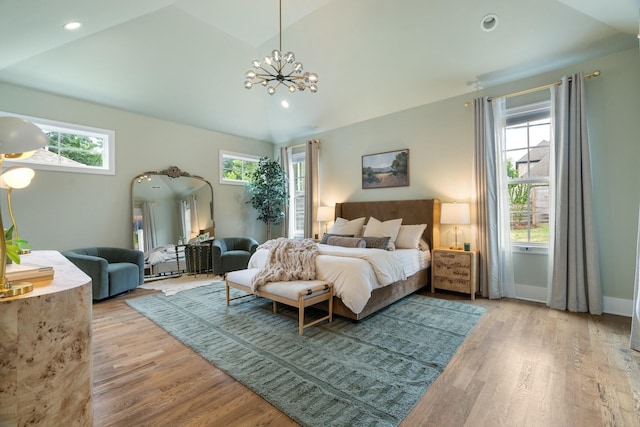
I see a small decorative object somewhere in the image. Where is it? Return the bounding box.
[440,202,470,250]
[464,242,471,251]
[246,157,289,240]
[362,149,409,189]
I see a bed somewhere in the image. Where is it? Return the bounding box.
[144,244,187,277]
[249,198,440,320]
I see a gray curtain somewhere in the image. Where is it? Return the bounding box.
[473,97,515,299]
[279,146,291,238]
[304,140,320,239]
[142,201,157,252]
[631,203,640,351]
[189,194,199,238]
[548,73,603,314]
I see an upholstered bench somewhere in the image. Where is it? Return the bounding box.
[226,268,333,335]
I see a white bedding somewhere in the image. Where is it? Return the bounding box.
[248,243,430,314]
[144,245,185,266]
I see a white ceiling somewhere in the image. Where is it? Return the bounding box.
[1,0,638,144]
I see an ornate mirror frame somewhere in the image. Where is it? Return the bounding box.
[131,166,214,251]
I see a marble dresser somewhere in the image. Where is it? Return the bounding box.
[0,250,93,426]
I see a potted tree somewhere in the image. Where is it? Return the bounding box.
[246,157,289,240]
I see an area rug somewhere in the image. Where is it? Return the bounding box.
[139,274,224,296]
[127,283,486,426]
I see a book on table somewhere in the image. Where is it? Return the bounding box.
[6,263,55,282]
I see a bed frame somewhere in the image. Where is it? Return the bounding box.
[319,198,441,320]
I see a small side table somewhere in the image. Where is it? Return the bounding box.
[185,243,212,278]
[431,248,479,300]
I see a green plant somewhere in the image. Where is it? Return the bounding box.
[4,226,30,264]
[246,157,289,240]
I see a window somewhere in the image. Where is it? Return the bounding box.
[2,112,115,175]
[291,151,306,238]
[219,150,260,185]
[503,101,551,249]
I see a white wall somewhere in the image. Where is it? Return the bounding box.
[284,48,640,307]
[0,83,274,251]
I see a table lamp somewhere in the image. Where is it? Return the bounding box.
[440,202,470,250]
[1,166,36,254]
[0,117,48,296]
[317,206,334,236]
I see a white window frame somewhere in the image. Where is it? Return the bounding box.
[504,101,551,254]
[219,150,260,186]
[1,111,115,175]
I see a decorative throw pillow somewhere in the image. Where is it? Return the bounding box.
[319,233,354,244]
[326,236,366,248]
[362,236,391,250]
[363,217,403,249]
[418,238,430,252]
[395,224,427,249]
[327,217,366,237]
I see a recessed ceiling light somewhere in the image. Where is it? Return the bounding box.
[481,14,498,32]
[63,21,82,31]
[281,100,290,108]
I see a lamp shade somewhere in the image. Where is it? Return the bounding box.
[0,117,48,155]
[0,167,35,189]
[440,202,470,225]
[317,206,334,222]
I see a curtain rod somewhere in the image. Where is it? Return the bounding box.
[463,70,601,107]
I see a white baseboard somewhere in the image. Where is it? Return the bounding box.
[603,296,633,317]
[513,284,632,317]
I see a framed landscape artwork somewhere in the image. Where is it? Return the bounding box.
[361,149,409,189]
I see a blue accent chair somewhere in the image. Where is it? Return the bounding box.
[212,237,259,275]
[62,247,144,301]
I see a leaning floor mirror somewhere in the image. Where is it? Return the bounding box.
[131,166,214,277]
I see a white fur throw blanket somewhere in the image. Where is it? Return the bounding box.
[250,238,318,291]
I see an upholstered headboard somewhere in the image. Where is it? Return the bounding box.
[334,199,440,249]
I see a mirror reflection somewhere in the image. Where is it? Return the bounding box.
[132,166,214,277]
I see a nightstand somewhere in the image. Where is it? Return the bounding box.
[431,248,479,300]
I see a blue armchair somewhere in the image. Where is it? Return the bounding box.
[212,237,259,275]
[62,247,144,301]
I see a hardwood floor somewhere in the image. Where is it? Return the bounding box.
[92,288,640,427]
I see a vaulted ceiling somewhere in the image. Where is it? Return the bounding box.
[1,0,638,143]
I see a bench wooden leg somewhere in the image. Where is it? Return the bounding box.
[298,298,305,336]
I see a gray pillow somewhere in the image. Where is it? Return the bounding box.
[320,233,354,244]
[326,236,366,248]
[362,236,391,250]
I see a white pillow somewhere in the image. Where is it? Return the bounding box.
[363,217,403,249]
[328,217,366,236]
[395,224,427,249]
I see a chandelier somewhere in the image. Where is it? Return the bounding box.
[244,0,318,95]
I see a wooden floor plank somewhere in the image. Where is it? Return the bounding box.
[92,288,640,427]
